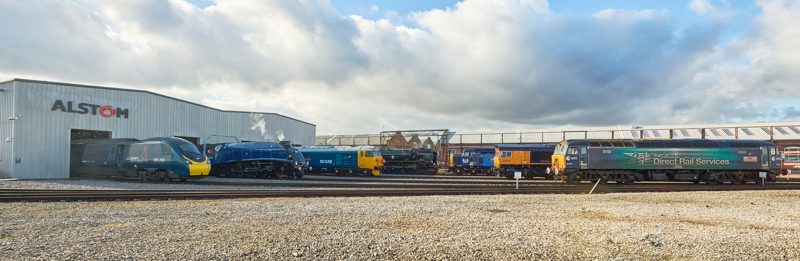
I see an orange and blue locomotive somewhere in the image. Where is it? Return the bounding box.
[494,144,555,179]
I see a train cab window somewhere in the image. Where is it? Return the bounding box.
[580,147,587,154]
[360,151,364,157]
[365,151,373,157]
[500,151,512,158]
[771,148,777,155]
[162,144,171,155]
[463,152,470,157]
[568,148,579,154]
[762,148,768,155]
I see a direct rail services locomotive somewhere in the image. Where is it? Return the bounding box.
[201,141,306,178]
[70,137,211,182]
[299,146,384,176]
[550,139,781,184]
[449,147,495,175]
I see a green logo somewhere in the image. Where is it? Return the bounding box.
[623,152,651,165]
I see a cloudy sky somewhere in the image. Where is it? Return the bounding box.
[1,0,799,135]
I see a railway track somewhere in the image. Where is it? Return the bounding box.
[3,183,800,202]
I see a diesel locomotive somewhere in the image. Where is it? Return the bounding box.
[448,147,495,175]
[70,137,211,182]
[494,144,555,179]
[299,146,384,176]
[201,141,306,178]
[550,139,781,184]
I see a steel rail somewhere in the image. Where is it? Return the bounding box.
[3,183,800,202]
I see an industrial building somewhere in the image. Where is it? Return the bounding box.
[0,79,316,179]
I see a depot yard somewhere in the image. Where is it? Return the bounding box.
[1,190,799,260]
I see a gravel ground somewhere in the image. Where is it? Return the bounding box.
[1,189,798,260]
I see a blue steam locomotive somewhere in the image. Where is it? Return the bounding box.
[201,141,306,178]
[70,137,211,182]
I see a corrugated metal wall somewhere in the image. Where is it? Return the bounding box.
[9,79,315,179]
[0,81,15,178]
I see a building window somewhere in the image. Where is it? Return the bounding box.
[761,127,772,135]
[414,141,418,148]
[776,127,789,135]
[680,130,690,137]
[722,129,733,135]
[710,129,720,136]
[652,131,661,137]
[630,131,638,138]
[789,127,800,134]
[785,147,800,162]
[741,128,754,135]
[642,131,650,138]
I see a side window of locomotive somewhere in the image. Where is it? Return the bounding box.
[761,148,768,155]
[500,151,512,158]
[568,148,579,154]
[162,144,171,155]
[580,147,587,154]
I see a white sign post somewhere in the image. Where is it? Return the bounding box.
[759,172,766,186]
[514,171,522,189]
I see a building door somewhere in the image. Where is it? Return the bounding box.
[116,145,125,167]
[69,129,111,178]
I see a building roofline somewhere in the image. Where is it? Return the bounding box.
[1,78,315,126]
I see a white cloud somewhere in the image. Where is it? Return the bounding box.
[687,0,736,19]
[0,0,798,135]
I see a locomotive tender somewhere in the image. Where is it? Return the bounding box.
[201,141,306,178]
[550,139,781,184]
[299,146,384,176]
[70,137,210,182]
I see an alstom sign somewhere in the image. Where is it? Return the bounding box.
[51,100,129,119]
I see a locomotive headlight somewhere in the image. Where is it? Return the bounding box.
[185,160,192,164]
[207,159,211,164]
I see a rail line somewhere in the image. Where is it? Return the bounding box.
[3,183,800,202]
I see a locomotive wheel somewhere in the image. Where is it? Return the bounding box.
[140,171,149,181]
[180,178,187,182]
[163,175,171,183]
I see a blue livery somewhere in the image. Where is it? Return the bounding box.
[201,141,306,178]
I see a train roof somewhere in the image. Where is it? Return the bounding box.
[564,139,777,148]
[495,144,556,150]
[298,146,379,152]
[467,148,495,153]
[217,142,285,150]
[143,137,195,146]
